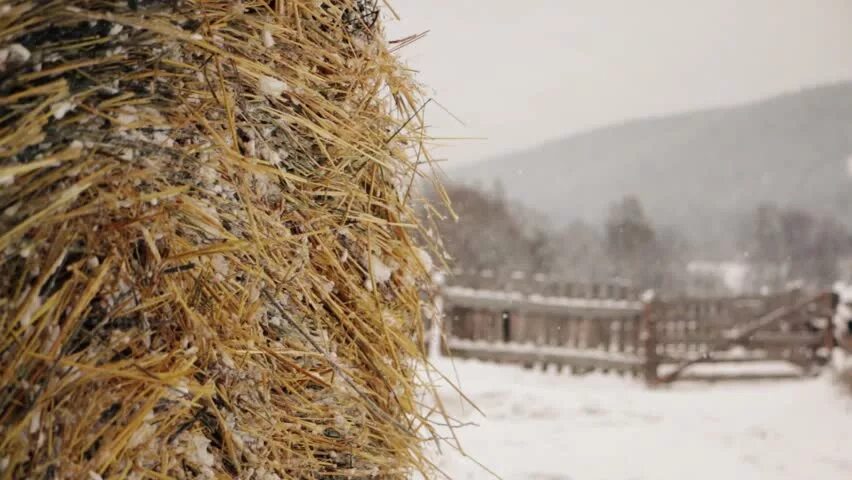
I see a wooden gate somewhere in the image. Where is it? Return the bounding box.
[652,292,835,382]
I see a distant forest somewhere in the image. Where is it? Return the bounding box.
[424,181,852,296]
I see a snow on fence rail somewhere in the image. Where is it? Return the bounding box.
[437,271,837,384]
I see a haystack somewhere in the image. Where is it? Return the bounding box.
[0,1,446,478]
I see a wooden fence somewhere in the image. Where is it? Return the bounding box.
[438,271,836,384]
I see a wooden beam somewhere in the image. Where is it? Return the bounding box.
[675,372,813,382]
[442,291,642,318]
[661,332,824,348]
[447,342,643,372]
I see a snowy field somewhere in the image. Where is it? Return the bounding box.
[423,358,852,480]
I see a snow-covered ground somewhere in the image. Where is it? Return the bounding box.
[423,358,852,480]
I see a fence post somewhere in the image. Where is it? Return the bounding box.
[431,273,446,358]
[641,298,660,385]
[820,291,839,363]
[498,310,510,343]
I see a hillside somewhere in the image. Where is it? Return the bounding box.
[450,82,852,243]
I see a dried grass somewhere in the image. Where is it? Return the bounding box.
[0,1,452,478]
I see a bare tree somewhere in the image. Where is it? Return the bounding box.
[548,221,614,282]
[605,196,663,288]
[741,204,851,291]
[427,182,534,273]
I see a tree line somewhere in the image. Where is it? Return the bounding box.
[424,181,852,295]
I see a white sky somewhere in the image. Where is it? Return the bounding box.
[384,0,852,166]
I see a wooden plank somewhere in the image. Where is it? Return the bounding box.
[613,319,626,375]
[447,343,643,371]
[659,354,805,364]
[675,372,811,382]
[567,317,580,375]
[665,332,824,348]
[548,316,562,347]
[557,317,571,347]
[599,318,611,372]
[442,291,642,318]
[509,311,523,343]
[451,307,474,340]
[642,302,661,384]
[600,319,612,351]
[743,333,824,348]
[565,317,577,348]
[471,309,482,341]
[534,313,547,346]
[628,316,639,352]
[584,317,596,350]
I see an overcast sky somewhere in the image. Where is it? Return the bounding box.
[384,0,852,166]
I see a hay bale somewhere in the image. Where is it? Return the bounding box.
[0,1,444,478]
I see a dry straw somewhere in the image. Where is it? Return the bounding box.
[0,1,454,478]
